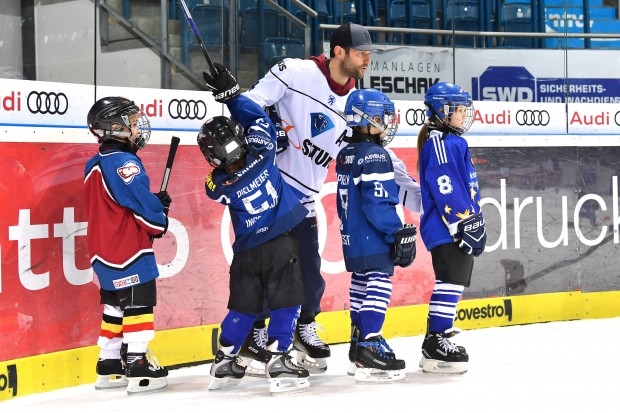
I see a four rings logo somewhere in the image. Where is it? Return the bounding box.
[27,91,68,115]
[168,99,207,120]
[515,109,550,126]
[402,108,426,126]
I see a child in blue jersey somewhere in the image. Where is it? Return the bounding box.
[336,89,417,383]
[417,82,487,374]
[199,63,310,395]
[84,97,170,395]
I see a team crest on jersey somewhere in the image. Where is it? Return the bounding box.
[310,113,334,138]
[117,161,141,184]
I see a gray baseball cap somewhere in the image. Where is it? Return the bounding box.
[330,23,383,53]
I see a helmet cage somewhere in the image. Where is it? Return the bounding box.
[197,116,247,170]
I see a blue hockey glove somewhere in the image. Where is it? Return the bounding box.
[391,224,417,268]
[265,105,289,154]
[456,213,486,257]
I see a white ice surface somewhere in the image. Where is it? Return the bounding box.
[4,317,618,413]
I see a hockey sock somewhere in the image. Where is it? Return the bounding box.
[253,319,266,329]
[98,304,123,359]
[298,309,315,325]
[359,271,392,339]
[123,306,154,354]
[428,280,464,333]
[220,310,256,353]
[349,272,365,328]
[268,306,301,351]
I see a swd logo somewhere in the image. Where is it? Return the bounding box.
[0,364,17,397]
[456,299,513,322]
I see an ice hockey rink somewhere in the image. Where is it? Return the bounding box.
[3,316,617,413]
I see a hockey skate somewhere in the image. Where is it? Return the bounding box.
[125,351,168,395]
[293,321,330,373]
[95,343,128,390]
[420,328,469,374]
[354,336,406,383]
[209,346,247,390]
[266,340,310,395]
[238,325,268,377]
[347,324,361,376]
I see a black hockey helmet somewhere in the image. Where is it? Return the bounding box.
[87,96,151,149]
[197,116,247,171]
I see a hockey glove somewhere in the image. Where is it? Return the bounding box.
[265,105,289,154]
[154,191,172,216]
[456,213,486,257]
[203,63,240,103]
[391,224,417,268]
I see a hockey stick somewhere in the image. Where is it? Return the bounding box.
[161,136,181,192]
[177,0,217,78]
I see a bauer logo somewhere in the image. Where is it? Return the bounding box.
[0,364,18,397]
[113,274,140,289]
[456,299,513,322]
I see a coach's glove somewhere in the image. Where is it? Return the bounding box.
[154,191,172,216]
[265,105,289,154]
[391,224,417,268]
[456,213,486,257]
[203,63,240,103]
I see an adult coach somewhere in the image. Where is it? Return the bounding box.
[242,23,421,373]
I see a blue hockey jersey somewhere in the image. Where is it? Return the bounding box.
[419,130,482,251]
[205,95,307,253]
[336,139,404,273]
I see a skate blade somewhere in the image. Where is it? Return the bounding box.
[354,367,406,383]
[237,357,265,378]
[421,358,468,375]
[346,362,357,376]
[208,376,242,390]
[295,352,327,374]
[127,377,168,395]
[268,377,310,395]
[95,375,128,390]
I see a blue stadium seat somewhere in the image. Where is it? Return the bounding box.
[181,4,229,65]
[240,7,280,49]
[262,37,306,74]
[444,0,481,47]
[500,3,535,48]
[389,0,433,45]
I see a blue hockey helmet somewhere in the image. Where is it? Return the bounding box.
[424,82,474,136]
[345,88,398,146]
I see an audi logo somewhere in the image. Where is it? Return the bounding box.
[405,108,426,126]
[168,99,207,120]
[515,109,550,126]
[27,91,68,115]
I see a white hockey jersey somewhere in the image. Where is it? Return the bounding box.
[244,55,421,216]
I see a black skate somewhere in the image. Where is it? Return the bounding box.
[420,329,469,374]
[125,351,168,395]
[209,347,247,390]
[95,343,128,390]
[293,321,330,373]
[238,325,268,377]
[347,324,361,376]
[354,336,406,383]
[266,340,310,395]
